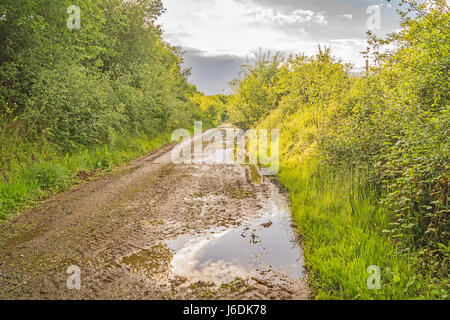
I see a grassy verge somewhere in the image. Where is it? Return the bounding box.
[0,132,172,220]
[278,158,443,300]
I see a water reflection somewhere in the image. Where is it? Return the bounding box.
[166,184,305,285]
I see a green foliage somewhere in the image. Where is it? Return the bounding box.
[257,47,352,162]
[227,52,283,129]
[26,163,70,191]
[326,4,449,274]
[279,160,446,299]
[227,1,449,299]
[0,0,208,218]
[0,0,201,150]
[0,132,172,220]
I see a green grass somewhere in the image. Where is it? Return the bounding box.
[278,158,443,300]
[0,133,172,220]
[0,120,216,221]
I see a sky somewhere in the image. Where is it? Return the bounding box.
[158,0,405,95]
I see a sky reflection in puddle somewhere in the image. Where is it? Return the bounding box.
[166,184,305,284]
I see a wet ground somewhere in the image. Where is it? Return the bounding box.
[0,126,310,300]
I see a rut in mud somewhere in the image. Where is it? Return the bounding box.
[0,127,310,300]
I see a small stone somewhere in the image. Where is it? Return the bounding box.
[261,221,273,228]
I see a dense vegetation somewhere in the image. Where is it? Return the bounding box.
[0,0,447,301]
[190,93,229,126]
[0,0,208,219]
[227,0,449,299]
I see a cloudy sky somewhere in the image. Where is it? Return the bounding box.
[158,0,405,95]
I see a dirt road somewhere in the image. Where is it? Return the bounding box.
[0,127,310,300]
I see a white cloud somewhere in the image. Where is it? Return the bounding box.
[159,0,328,57]
[339,14,353,20]
[246,8,327,26]
[158,0,402,93]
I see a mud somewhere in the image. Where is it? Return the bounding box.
[0,127,310,300]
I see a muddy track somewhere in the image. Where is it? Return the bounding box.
[0,127,310,300]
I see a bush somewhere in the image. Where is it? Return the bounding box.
[227,1,449,298]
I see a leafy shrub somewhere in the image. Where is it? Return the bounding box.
[0,0,209,219]
[26,164,70,191]
[227,0,449,298]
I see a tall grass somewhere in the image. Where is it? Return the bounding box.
[279,158,441,299]
[0,133,172,220]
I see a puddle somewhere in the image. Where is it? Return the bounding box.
[194,144,235,165]
[176,127,244,165]
[165,183,305,285]
[121,127,306,288]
